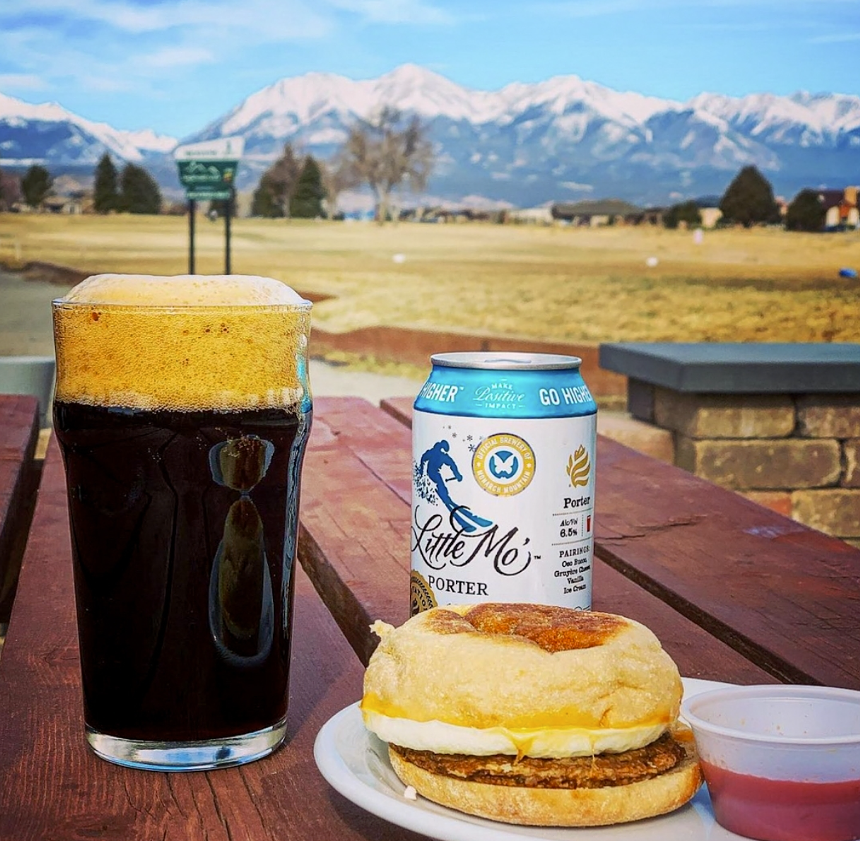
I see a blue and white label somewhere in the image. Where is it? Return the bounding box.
[414,368,596,419]
[411,411,596,612]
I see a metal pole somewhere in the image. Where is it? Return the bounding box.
[224,188,233,275]
[188,199,196,274]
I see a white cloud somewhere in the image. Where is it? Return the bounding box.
[540,0,857,14]
[325,0,455,24]
[0,0,334,101]
[141,47,217,69]
[75,1,178,33]
[1,0,277,34]
[76,76,135,93]
[0,29,135,93]
[536,0,652,17]
[0,0,447,35]
[811,31,860,43]
[0,73,47,91]
[0,0,452,101]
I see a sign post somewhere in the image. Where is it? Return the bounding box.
[224,186,232,274]
[189,198,196,273]
[174,137,244,274]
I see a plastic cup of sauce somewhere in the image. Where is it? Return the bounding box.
[682,685,860,841]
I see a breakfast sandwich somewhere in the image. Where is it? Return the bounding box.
[360,603,702,827]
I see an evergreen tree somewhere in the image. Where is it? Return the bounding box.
[251,173,284,218]
[785,189,826,232]
[719,166,780,228]
[663,201,702,230]
[290,156,325,218]
[93,153,119,213]
[21,165,53,208]
[119,163,162,214]
[251,144,302,218]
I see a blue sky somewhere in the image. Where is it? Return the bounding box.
[0,0,857,139]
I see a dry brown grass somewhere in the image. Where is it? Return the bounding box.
[2,213,859,344]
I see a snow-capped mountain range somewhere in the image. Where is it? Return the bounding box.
[0,93,175,166]
[2,65,859,206]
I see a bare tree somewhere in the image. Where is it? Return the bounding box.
[0,168,22,211]
[338,107,434,223]
[319,158,359,219]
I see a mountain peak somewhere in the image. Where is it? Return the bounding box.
[0,91,177,163]
[379,63,449,85]
[0,91,73,123]
[2,65,857,205]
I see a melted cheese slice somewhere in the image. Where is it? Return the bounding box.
[362,710,667,759]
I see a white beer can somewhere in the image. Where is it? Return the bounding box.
[411,352,597,614]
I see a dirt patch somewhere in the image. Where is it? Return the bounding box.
[16,261,90,286]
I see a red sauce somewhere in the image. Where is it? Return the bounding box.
[702,762,860,841]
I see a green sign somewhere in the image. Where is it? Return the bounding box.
[185,186,232,201]
[175,137,244,204]
[178,159,238,191]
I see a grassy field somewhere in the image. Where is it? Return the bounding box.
[1,214,859,353]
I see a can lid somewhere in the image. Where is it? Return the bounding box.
[430,351,582,371]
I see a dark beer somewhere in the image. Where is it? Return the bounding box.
[54,401,310,742]
[52,273,312,769]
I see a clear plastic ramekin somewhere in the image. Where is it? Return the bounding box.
[682,684,860,841]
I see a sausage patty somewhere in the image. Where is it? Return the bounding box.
[389,732,686,790]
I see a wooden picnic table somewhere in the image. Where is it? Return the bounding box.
[302,397,860,688]
[1,394,859,841]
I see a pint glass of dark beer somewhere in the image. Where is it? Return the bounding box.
[52,274,312,771]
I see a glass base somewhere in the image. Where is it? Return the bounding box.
[86,717,287,771]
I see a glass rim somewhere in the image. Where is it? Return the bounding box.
[51,298,313,311]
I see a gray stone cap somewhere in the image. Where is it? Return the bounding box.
[598,343,860,393]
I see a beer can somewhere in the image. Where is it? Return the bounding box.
[410,351,597,614]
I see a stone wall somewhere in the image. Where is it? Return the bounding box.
[636,387,860,547]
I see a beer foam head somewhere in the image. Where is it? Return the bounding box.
[54,274,311,412]
[61,273,307,307]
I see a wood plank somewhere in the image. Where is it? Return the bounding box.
[298,448,411,665]
[0,394,40,627]
[300,399,774,684]
[381,396,413,429]
[0,441,427,841]
[382,396,860,689]
[0,394,40,460]
[299,398,413,664]
[311,396,413,505]
[593,561,775,685]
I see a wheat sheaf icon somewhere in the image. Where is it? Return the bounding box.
[566,445,591,488]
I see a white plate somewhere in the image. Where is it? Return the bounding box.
[314,677,748,841]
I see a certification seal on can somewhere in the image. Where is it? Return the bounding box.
[472,433,535,496]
